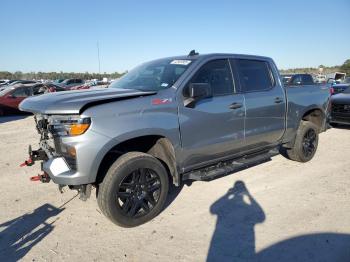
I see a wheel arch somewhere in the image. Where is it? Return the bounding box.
[283,106,326,149]
[300,106,326,132]
[95,134,179,187]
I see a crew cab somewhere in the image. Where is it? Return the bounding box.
[19,52,330,227]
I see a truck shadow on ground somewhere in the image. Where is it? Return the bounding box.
[331,124,350,130]
[0,115,29,124]
[164,183,184,210]
[207,181,350,262]
[0,203,63,261]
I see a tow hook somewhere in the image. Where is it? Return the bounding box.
[30,172,51,183]
[20,146,48,167]
[20,158,34,167]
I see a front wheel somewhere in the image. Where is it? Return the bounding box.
[97,152,169,227]
[283,120,319,162]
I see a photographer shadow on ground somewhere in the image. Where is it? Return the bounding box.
[207,180,265,261]
[0,203,63,261]
[207,181,350,262]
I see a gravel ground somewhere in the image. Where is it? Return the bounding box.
[0,116,349,262]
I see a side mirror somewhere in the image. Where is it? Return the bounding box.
[8,94,16,99]
[295,81,302,85]
[189,83,212,99]
[184,83,212,108]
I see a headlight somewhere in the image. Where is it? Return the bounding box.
[49,116,91,137]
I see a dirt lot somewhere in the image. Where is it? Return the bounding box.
[0,116,349,262]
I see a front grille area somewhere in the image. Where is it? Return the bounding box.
[331,116,350,124]
[332,104,350,114]
[331,103,350,124]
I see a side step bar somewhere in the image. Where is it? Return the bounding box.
[182,148,279,181]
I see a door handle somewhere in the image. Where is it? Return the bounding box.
[274,97,283,104]
[229,102,243,109]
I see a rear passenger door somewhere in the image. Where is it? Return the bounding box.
[178,59,245,171]
[232,59,286,149]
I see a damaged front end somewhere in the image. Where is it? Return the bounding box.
[21,114,92,200]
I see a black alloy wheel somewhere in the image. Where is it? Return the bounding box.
[117,168,161,218]
[97,152,169,227]
[301,129,317,158]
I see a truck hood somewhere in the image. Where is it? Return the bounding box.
[19,88,157,115]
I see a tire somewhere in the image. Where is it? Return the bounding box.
[284,120,319,162]
[97,152,169,227]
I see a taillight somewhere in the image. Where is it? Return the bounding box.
[330,87,334,95]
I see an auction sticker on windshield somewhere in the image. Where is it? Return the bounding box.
[170,60,192,65]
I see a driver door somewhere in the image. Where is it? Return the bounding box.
[178,59,245,171]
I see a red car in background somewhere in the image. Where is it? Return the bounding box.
[70,81,109,90]
[0,83,65,115]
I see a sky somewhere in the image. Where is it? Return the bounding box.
[0,0,349,73]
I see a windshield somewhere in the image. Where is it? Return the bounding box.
[109,58,193,91]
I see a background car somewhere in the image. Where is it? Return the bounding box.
[284,74,315,86]
[330,77,350,95]
[280,74,293,85]
[58,79,84,90]
[54,79,65,84]
[0,79,17,87]
[0,83,64,115]
[0,80,37,91]
[330,86,350,125]
[70,81,109,90]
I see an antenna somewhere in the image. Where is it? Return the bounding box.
[188,50,199,56]
[97,41,101,75]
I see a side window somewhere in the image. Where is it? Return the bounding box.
[188,59,234,96]
[11,87,30,97]
[236,59,274,92]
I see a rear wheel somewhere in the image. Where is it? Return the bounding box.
[97,152,169,227]
[283,121,319,162]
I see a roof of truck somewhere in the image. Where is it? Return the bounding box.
[148,53,273,67]
[155,53,273,63]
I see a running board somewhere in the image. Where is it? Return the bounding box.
[182,148,279,181]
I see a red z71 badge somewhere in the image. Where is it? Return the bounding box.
[152,98,172,105]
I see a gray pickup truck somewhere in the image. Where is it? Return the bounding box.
[19,52,330,227]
